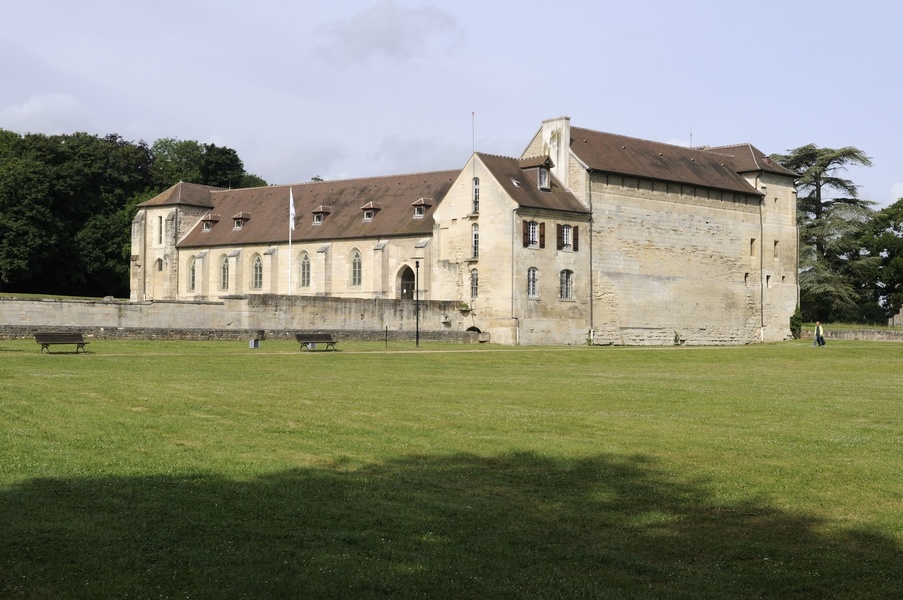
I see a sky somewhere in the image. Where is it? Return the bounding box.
[2,0,901,206]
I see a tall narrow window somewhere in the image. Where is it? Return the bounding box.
[188,258,196,292]
[472,224,479,259]
[472,177,480,213]
[773,240,780,260]
[470,268,479,298]
[220,257,230,290]
[351,250,362,286]
[300,252,311,287]
[750,238,757,258]
[538,167,550,190]
[252,256,263,290]
[527,267,538,298]
[158,216,163,245]
[559,269,574,300]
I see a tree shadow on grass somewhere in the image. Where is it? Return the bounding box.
[2,453,901,599]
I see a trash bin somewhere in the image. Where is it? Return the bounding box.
[249,339,260,349]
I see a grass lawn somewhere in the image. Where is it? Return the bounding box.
[1,338,902,598]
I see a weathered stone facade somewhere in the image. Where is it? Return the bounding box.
[129,117,799,345]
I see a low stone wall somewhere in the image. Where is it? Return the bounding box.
[813,328,903,342]
[0,295,482,343]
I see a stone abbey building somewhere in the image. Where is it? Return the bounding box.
[131,117,798,345]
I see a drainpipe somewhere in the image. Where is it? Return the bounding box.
[512,206,520,345]
[587,169,594,344]
[758,180,765,341]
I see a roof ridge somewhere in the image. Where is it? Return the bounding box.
[571,126,729,157]
[279,169,460,189]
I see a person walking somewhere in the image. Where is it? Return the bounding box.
[813,321,826,347]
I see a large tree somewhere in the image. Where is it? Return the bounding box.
[771,144,874,322]
[859,198,903,318]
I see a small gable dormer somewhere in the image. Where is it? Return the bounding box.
[519,155,555,191]
[312,205,332,225]
[412,197,432,219]
[360,201,382,222]
[201,213,221,232]
[232,211,251,230]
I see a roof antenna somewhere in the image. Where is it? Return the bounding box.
[689,126,693,149]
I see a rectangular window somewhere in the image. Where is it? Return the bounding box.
[773,240,780,260]
[559,270,574,300]
[313,213,324,224]
[203,222,212,232]
[472,224,479,259]
[527,268,538,298]
[158,216,163,245]
[750,238,757,258]
[523,221,545,248]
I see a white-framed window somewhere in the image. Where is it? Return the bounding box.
[313,213,324,224]
[188,257,196,292]
[538,167,550,190]
[220,256,230,290]
[363,209,374,222]
[351,250,362,286]
[523,221,544,247]
[472,224,479,259]
[300,252,311,287]
[414,205,425,218]
[158,216,163,245]
[472,177,480,213]
[233,219,244,230]
[561,225,572,248]
[559,269,574,300]
[203,221,212,232]
[527,267,538,298]
[470,268,478,298]
[251,255,263,290]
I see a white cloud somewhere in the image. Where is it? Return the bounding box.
[0,93,93,134]
[316,1,461,65]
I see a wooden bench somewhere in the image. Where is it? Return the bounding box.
[295,333,338,351]
[35,332,90,354]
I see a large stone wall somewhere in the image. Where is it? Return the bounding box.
[0,296,481,343]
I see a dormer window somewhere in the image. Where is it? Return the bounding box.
[538,167,550,191]
[360,201,381,222]
[203,222,212,232]
[412,197,432,219]
[232,211,251,230]
[201,213,220,232]
[312,205,331,225]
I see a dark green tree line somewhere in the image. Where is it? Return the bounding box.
[0,130,265,297]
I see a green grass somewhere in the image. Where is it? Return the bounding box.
[2,339,902,598]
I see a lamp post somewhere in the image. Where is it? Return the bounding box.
[415,260,420,347]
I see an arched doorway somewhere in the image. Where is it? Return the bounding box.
[399,266,415,300]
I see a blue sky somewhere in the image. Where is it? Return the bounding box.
[3,0,901,206]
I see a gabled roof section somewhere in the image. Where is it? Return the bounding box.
[477,153,589,214]
[569,127,762,196]
[138,181,221,208]
[703,143,798,178]
[519,155,554,169]
[178,170,457,248]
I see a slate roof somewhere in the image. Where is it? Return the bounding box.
[477,153,590,215]
[138,182,219,208]
[569,127,764,196]
[703,143,798,178]
[177,171,458,249]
